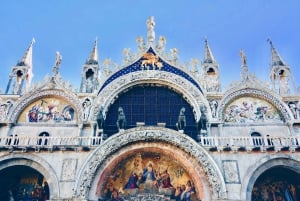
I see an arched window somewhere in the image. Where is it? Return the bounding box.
[251,132,263,146]
[37,132,50,146]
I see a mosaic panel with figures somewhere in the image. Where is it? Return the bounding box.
[18,97,76,123]
[97,152,199,201]
[224,97,283,123]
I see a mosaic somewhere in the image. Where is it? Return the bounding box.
[97,152,199,201]
[224,97,283,123]
[18,97,76,123]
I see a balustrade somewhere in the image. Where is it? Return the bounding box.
[0,135,299,152]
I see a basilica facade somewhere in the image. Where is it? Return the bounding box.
[0,17,300,201]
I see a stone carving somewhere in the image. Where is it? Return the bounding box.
[117,107,126,131]
[53,51,62,76]
[74,127,226,200]
[146,16,155,43]
[156,36,167,53]
[61,159,77,181]
[136,36,146,53]
[97,106,105,129]
[176,107,186,130]
[83,98,92,121]
[197,106,208,135]
[222,160,240,184]
[209,100,218,118]
[170,48,179,65]
[123,48,133,65]
[0,101,13,121]
[141,53,163,70]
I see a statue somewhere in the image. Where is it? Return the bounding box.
[97,107,105,129]
[156,36,166,52]
[176,107,186,131]
[209,100,218,118]
[146,16,155,43]
[239,49,247,66]
[53,51,62,76]
[197,106,207,134]
[117,107,126,131]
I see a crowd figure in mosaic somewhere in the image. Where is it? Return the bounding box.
[176,107,186,131]
[224,97,283,123]
[25,99,74,123]
[116,107,126,131]
[252,181,299,201]
[98,154,197,201]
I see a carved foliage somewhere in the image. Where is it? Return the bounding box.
[74,127,226,200]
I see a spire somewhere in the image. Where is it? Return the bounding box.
[268,38,286,67]
[86,38,99,64]
[201,39,221,92]
[18,38,35,67]
[203,39,216,64]
[239,49,249,81]
[268,39,294,95]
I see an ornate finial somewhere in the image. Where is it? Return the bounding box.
[156,36,166,53]
[267,38,273,47]
[239,49,247,66]
[239,49,249,81]
[87,37,99,64]
[203,38,216,64]
[146,16,155,44]
[53,51,62,76]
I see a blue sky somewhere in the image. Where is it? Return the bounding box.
[0,1,299,93]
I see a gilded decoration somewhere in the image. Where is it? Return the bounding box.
[97,152,198,201]
[75,127,227,200]
[18,97,76,123]
[218,88,291,122]
[141,53,163,70]
[224,97,283,123]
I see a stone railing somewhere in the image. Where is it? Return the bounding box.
[199,135,300,152]
[0,135,299,152]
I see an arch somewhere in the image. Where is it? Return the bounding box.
[217,88,292,122]
[0,153,60,198]
[103,85,198,139]
[9,89,83,124]
[241,155,300,200]
[74,127,227,200]
[38,131,50,146]
[92,71,210,123]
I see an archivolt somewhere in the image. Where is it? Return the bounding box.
[74,127,227,200]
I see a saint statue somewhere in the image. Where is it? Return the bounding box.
[146,16,155,43]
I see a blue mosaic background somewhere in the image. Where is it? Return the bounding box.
[98,48,203,94]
